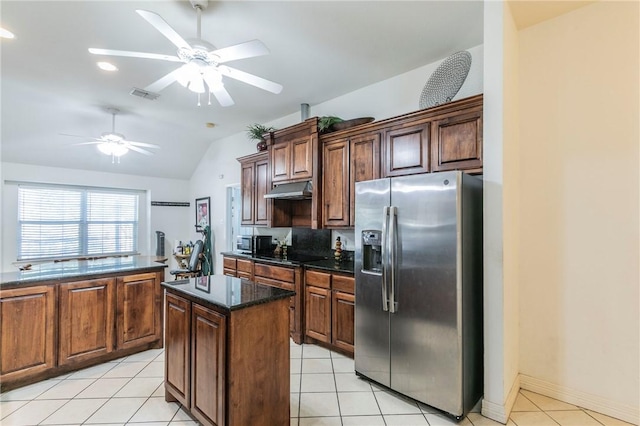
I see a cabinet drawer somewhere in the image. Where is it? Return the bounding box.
[237,259,253,274]
[305,270,331,289]
[223,257,237,270]
[254,276,295,291]
[223,268,236,277]
[254,263,294,283]
[333,275,354,294]
[237,271,252,280]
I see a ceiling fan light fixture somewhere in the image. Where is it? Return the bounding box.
[0,27,15,39]
[97,142,129,157]
[97,61,118,71]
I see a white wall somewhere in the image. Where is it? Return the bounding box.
[1,162,190,279]
[188,44,485,274]
[481,2,521,423]
[517,2,639,423]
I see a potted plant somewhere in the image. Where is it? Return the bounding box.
[318,116,344,133]
[246,123,276,152]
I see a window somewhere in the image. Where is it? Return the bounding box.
[18,184,140,261]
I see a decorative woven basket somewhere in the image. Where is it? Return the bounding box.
[419,51,472,109]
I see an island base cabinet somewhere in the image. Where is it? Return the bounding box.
[164,290,289,426]
[191,304,226,426]
[0,286,56,384]
[117,272,163,350]
[165,293,191,407]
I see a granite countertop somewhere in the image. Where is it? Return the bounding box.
[1,256,167,288]
[162,275,295,312]
[221,251,354,274]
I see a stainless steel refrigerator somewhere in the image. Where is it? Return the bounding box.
[354,171,483,419]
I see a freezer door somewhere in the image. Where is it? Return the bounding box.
[355,178,391,387]
[389,172,463,415]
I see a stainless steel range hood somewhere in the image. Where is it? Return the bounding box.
[264,181,312,200]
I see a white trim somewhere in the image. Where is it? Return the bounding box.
[520,374,639,425]
[481,375,520,424]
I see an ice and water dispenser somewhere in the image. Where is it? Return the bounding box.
[361,230,382,273]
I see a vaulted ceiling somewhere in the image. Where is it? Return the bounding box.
[1,1,484,179]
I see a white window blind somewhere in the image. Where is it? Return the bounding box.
[18,184,140,261]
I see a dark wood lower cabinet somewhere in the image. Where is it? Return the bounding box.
[191,304,226,426]
[304,269,355,356]
[0,269,164,392]
[0,286,56,383]
[165,293,190,407]
[164,289,289,426]
[59,279,115,366]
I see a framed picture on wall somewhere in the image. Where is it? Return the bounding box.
[195,197,210,232]
[195,275,210,293]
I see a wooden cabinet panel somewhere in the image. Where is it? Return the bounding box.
[191,304,226,426]
[236,259,253,274]
[254,157,270,225]
[165,293,190,407]
[332,291,355,353]
[223,257,236,270]
[349,132,380,225]
[271,143,290,183]
[240,161,255,225]
[59,278,115,366]
[291,137,313,180]
[0,286,55,382]
[117,273,161,350]
[254,263,294,283]
[305,270,331,289]
[383,123,430,177]
[332,275,355,294]
[305,286,331,343]
[239,152,270,227]
[431,110,483,172]
[323,139,350,227]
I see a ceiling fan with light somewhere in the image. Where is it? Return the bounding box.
[61,108,160,163]
[88,0,283,107]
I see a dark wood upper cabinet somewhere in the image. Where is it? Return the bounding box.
[349,132,381,225]
[323,139,350,227]
[270,142,290,183]
[238,151,270,227]
[383,123,431,177]
[431,108,483,173]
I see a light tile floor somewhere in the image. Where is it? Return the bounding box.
[0,341,633,426]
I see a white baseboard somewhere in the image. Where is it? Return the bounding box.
[520,374,640,425]
[481,374,521,424]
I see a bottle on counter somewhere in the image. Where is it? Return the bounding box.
[176,241,183,254]
[334,237,342,262]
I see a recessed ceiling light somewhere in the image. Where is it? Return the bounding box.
[97,61,118,71]
[0,27,15,39]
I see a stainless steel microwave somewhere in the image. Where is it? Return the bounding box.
[236,235,272,254]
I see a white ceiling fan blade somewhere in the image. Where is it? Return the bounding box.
[218,66,283,94]
[210,40,269,63]
[72,141,104,146]
[60,133,102,141]
[144,66,184,93]
[136,10,191,51]
[126,140,161,149]
[88,48,181,62]
[126,144,154,156]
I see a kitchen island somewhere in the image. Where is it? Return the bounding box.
[0,256,167,391]
[162,275,294,426]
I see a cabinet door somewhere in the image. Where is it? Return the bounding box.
[191,304,226,426]
[350,132,381,225]
[59,278,115,366]
[165,293,191,407]
[240,161,255,225]
[291,136,313,180]
[332,291,355,354]
[271,142,290,183]
[323,139,350,227]
[116,273,161,350]
[305,286,331,343]
[0,286,55,383]
[431,110,483,172]
[383,123,430,177]
[254,156,271,225]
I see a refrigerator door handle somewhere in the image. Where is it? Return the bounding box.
[381,206,390,312]
[389,206,398,313]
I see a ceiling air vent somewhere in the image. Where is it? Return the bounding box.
[129,87,160,101]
